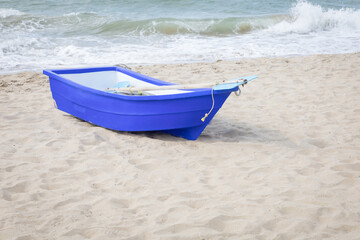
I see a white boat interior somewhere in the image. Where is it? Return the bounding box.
[59,70,190,95]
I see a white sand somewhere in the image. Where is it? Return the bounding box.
[1,53,360,239]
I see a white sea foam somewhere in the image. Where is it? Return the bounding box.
[0,8,24,18]
[268,1,360,34]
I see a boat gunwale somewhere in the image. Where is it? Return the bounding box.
[43,66,236,101]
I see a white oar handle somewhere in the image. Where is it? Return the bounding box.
[107,76,257,94]
[108,82,214,93]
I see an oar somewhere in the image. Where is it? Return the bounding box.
[107,76,257,95]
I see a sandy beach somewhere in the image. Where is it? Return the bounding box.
[1,53,360,239]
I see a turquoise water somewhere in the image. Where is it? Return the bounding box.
[1,0,359,72]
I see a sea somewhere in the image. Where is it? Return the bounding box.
[0,0,359,73]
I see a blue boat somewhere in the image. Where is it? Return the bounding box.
[43,66,256,140]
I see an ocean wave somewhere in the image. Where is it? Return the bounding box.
[1,2,359,37]
[1,1,359,72]
[95,16,288,36]
[0,10,105,34]
[267,1,360,34]
[0,9,287,36]
[6,2,360,38]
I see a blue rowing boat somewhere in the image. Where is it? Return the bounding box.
[43,66,256,140]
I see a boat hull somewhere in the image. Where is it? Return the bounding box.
[44,67,235,140]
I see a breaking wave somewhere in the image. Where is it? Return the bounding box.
[0,11,284,36]
[268,1,360,34]
[95,16,286,36]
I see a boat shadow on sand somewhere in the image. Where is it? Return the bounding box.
[197,118,295,146]
[68,115,295,145]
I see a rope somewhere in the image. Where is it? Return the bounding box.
[235,86,241,96]
[115,64,132,70]
[201,84,243,122]
[201,88,215,122]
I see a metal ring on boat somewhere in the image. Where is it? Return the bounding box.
[234,87,241,96]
